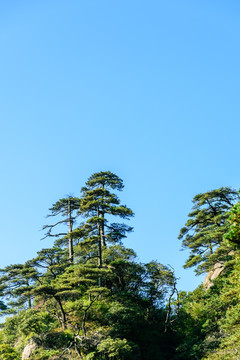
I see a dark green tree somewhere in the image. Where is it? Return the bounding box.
[178,187,239,274]
[28,247,70,329]
[42,196,80,262]
[0,262,39,314]
[76,171,134,270]
[224,196,240,247]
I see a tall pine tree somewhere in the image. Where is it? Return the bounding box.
[178,187,239,274]
[77,171,134,269]
[42,196,80,262]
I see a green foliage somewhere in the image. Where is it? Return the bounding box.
[1,309,56,348]
[28,348,64,360]
[0,344,20,360]
[224,199,240,246]
[97,337,137,358]
[0,262,39,314]
[79,171,134,269]
[0,172,179,359]
[42,196,81,262]
[174,249,240,359]
[3,173,240,360]
[178,187,239,274]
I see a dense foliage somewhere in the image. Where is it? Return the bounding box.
[178,187,239,274]
[175,186,240,359]
[0,172,178,359]
[1,174,240,359]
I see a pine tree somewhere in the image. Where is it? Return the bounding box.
[28,247,70,329]
[42,196,80,262]
[224,195,240,247]
[76,171,134,270]
[0,262,39,314]
[178,187,239,274]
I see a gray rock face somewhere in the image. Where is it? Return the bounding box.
[22,338,39,359]
[203,251,234,290]
[203,262,224,290]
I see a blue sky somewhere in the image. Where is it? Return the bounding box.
[1,0,240,291]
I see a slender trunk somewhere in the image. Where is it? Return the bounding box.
[82,294,99,338]
[100,211,106,247]
[28,297,32,309]
[74,343,82,358]
[68,198,74,263]
[100,184,106,247]
[97,206,102,287]
[209,241,213,254]
[98,234,102,268]
[27,280,32,309]
[164,280,178,332]
[97,206,103,268]
[82,309,87,338]
[56,296,66,329]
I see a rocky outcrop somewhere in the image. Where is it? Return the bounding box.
[203,251,234,290]
[203,262,224,290]
[22,337,40,359]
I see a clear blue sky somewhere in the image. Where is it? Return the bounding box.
[1,0,240,291]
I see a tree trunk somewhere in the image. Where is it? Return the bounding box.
[68,198,74,263]
[97,206,102,287]
[28,296,32,309]
[100,211,106,247]
[100,184,106,247]
[209,241,213,254]
[56,296,66,329]
[27,280,32,309]
[97,206,103,268]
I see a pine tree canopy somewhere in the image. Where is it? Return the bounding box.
[178,187,239,274]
